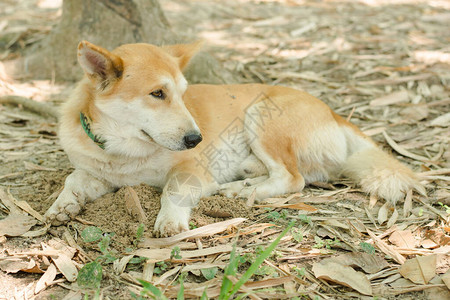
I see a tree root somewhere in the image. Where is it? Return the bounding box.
[0,95,59,120]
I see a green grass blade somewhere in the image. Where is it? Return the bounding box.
[228,221,294,297]
[137,279,168,300]
[219,243,239,299]
[200,287,209,300]
[177,275,185,300]
[235,293,250,300]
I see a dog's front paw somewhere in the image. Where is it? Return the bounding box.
[44,191,83,226]
[153,208,189,237]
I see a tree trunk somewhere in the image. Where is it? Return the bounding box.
[23,0,236,84]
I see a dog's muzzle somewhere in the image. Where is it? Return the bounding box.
[183,133,202,149]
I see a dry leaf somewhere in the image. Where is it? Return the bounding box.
[389,230,416,249]
[61,291,83,300]
[0,213,37,236]
[430,112,450,127]
[22,223,51,237]
[23,161,56,171]
[254,202,317,211]
[280,202,318,211]
[0,258,43,274]
[44,240,78,282]
[421,239,439,249]
[140,218,246,248]
[370,90,409,106]
[218,223,276,239]
[154,266,184,286]
[244,276,295,289]
[366,229,406,264]
[35,263,57,294]
[113,254,134,275]
[203,210,233,218]
[382,131,430,162]
[0,188,21,214]
[442,269,450,290]
[333,253,389,274]
[312,260,372,295]
[403,189,413,217]
[399,255,436,284]
[142,261,155,282]
[182,263,227,273]
[378,202,389,225]
[135,245,234,263]
[51,253,77,282]
[399,104,429,121]
[124,186,147,223]
[11,197,45,223]
[387,208,399,228]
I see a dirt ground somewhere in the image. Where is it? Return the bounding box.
[1,0,449,299]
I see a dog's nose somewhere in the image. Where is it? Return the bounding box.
[183,133,202,149]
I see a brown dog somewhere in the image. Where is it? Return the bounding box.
[45,41,424,236]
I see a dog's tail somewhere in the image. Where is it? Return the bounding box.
[336,116,425,204]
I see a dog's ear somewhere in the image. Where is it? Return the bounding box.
[163,41,203,70]
[77,41,123,88]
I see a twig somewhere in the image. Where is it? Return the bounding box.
[0,95,59,119]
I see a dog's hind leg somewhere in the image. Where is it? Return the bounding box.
[218,175,268,198]
[233,136,305,202]
[225,98,307,202]
[45,169,115,225]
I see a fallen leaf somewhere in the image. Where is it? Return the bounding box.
[44,240,78,282]
[23,161,56,171]
[0,213,37,236]
[421,239,439,249]
[383,131,430,162]
[442,269,450,290]
[22,223,51,237]
[333,253,389,274]
[370,90,409,106]
[389,230,416,249]
[399,255,436,284]
[244,276,295,290]
[51,252,78,282]
[124,186,147,223]
[153,266,182,285]
[218,223,276,239]
[140,218,246,248]
[0,258,43,273]
[10,197,45,223]
[254,202,317,211]
[430,112,450,127]
[134,245,234,263]
[378,203,389,225]
[399,104,429,121]
[403,189,413,217]
[113,254,134,275]
[387,208,399,228]
[0,188,21,214]
[35,263,57,294]
[203,210,233,218]
[312,260,372,295]
[366,229,406,264]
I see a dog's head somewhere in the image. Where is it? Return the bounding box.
[77,41,203,152]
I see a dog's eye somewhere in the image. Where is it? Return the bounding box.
[150,89,165,100]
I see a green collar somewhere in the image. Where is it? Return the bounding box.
[80,112,106,149]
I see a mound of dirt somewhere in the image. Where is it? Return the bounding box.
[78,184,254,251]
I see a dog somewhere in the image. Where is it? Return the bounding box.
[44,41,425,236]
